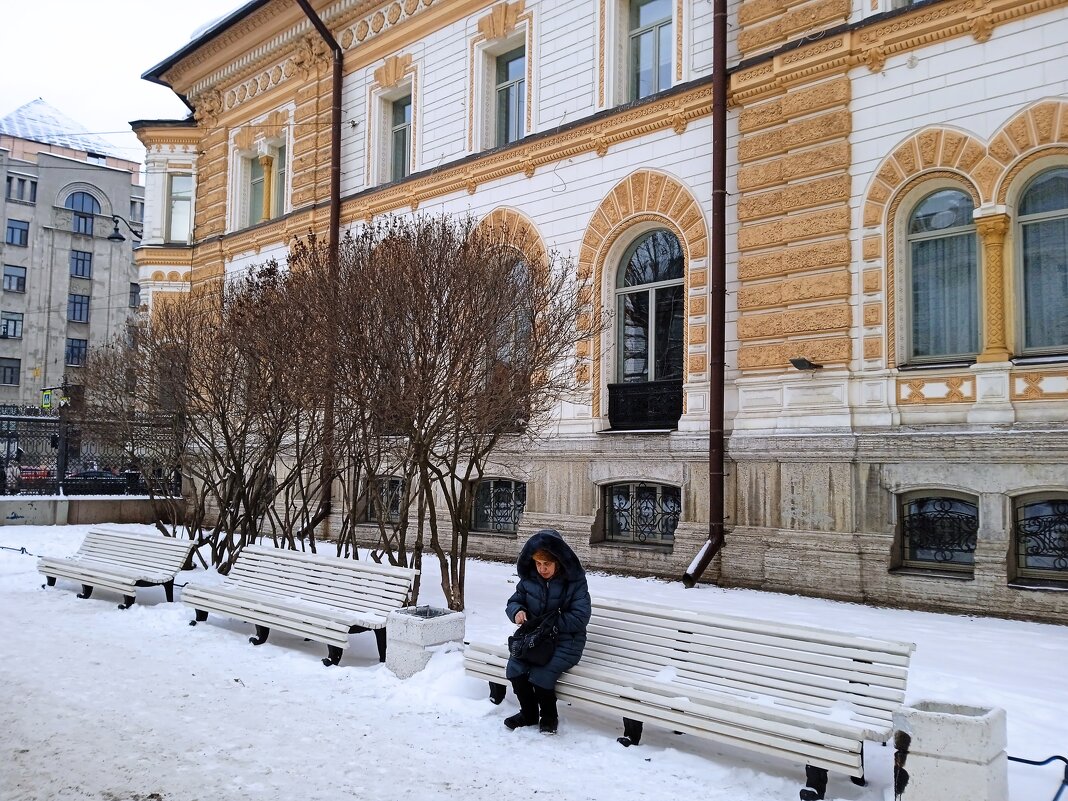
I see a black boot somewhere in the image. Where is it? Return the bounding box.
[534,685,558,734]
[504,675,539,730]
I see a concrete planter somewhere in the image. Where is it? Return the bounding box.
[893,701,1008,801]
[385,606,465,679]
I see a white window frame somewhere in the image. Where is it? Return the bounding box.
[228,127,290,232]
[370,77,417,186]
[1015,165,1068,357]
[166,173,194,244]
[472,28,530,152]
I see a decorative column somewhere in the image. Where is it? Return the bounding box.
[975,213,1010,363]
[259,155,274,221]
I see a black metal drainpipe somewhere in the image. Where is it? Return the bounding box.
[295,0,342,530]
[683,0,728,588]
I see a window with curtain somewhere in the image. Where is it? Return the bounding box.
[65,191,100,235]
[906,189,979,363]
[1018,167,1068,355]
[616,229,684,383]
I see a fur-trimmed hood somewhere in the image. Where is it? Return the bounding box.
[516,529,585,583]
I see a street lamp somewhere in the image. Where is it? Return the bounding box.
[107,214,143,243]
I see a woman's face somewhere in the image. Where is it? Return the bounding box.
[534,555,558,580]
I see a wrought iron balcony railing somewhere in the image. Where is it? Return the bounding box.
[607,379,683,430]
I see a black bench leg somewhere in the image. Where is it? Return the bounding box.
[488,682,507,705]
[618,717,643,747]
[44,576,56,588]
[118,595,136,610]
[851,747,867,786]
[375,629,387,662]
[799,766,828,801]
[250,625,270,646]
[323,646,343,667]
[163,581,174,603]
[77,584,94,600]
[189,609,208,626]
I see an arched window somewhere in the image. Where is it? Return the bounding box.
[1018,167,1068,355]
[65,191,100,236]
[615,229,684,383]
[905,189,978,363]
[1013,494,1068,585]
[899,492,978,573]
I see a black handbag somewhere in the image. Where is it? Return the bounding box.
[508,609,560,666]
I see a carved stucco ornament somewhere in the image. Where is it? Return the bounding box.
[290,34,330,79]
[190,89,223,127]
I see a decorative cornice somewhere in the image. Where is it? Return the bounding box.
[477,0,525,39]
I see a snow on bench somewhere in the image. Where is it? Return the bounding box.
[464,597,915,801]
[182,545,418,666]
[37,526,197,609]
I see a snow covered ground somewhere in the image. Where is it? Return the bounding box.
[1,523,1065,801]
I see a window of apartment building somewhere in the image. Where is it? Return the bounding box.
[1018,167,1068,355]
[70,250,93,279]
[1013,493,1068,586]
[68,293,90,323]
[3,265,26,293]
[129,283,141,309]
[5,220,28,247]
[66,191,100,236]
[167,174,193,243]
[495,47,526,147]
[629,0,672,101]
[0,358,20,386]
[130,199,144,224]
[391,95,413,182]
[473,478,527,533]
[243,145,287,228]
[905,189,979,363]
[1,311,23,339]
[616,229,684,383]
[5,175,36,204]
[898,492,978,573]
[366,476,404,524]
[65,337,88,367]
[603,481,680,545]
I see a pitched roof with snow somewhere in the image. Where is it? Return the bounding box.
[0,99,124,158]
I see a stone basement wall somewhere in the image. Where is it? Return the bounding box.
[725,431,1068,625]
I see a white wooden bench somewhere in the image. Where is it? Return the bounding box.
[464,597,915,801]
[182,545,418,666]
[38,526,197,609]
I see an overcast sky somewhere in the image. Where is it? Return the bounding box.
[0,1,244,164]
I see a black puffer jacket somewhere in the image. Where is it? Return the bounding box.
[505,529,592,689]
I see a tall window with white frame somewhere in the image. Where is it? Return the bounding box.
[905,189,979,363]
[66,191,100,236]
[391,95,412,182]
[629,0,672,101]
[495,47,525,147]
[244,144,287,229]
[167,174,193,243]
[1018,167,1068,355]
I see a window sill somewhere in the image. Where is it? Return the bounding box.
[889,567,974,581]
[1007,579,1068,592]
[598,427,675,435]
[593,540,674,555]
[1011,354,1068,366]
[896,360,975,372]
[470,530,519,539]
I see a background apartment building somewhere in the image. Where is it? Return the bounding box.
[132,0,1068,623]
[0,99,144,410]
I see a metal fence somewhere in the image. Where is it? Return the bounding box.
[1,407,179,497]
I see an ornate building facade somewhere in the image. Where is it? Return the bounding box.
[134,0,1068,622]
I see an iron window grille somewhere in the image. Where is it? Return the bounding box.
[605,481,680,545]
[1014,496,1068,584]
[473,478,526,533]
[367,477,404,524]
[900,495,978,571]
